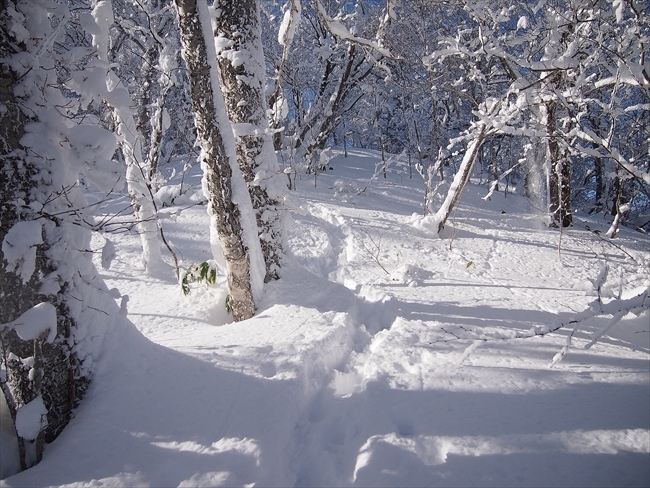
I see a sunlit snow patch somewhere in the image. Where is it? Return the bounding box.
[353,428,650,481]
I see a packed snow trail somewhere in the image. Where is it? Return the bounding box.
[1,149,648,486]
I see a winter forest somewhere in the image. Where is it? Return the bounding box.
[1,0,649,486]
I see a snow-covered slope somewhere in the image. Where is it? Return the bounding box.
[2,149,648,487]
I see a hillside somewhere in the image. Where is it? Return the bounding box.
[2,149,648,487]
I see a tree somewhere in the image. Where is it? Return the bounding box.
[271,0,378,174]
[91,1,168,273]
[376,0,471,214]
[423,0,649,231]
[211,0,286,283]
[108,0,193,184]
[265,0,301,152]
[174,0,264,321]
[1,0,123,471]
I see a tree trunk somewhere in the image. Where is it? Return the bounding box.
[92,4,167,275]
[268,0,301,152]
[594,155,604,213]
[294,43,369,171]
[546,102,572,228]
[1,6,94,470]
[434,124,487,233]
[174,0,255,321]
[213,0,285,283]
[112,104,167,273]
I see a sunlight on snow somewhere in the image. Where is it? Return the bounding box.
[353,428,650,480]
[150,437,261,466]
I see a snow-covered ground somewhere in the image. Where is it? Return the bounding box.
[2,149,649,486]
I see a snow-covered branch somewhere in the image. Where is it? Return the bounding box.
[0,303,57,345]
[312,0,396,60]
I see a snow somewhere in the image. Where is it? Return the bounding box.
[278,1,301,47]
[14,396,48,441]
[1,149,649,486]
[517,16,528,30]
[1,221,43,284]
[87,0,113,62]
[100,238,116,270]
[1,303,57,344]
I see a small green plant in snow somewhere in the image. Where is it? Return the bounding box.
[181,260,219,296]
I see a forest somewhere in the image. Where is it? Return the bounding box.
[1,0,649,485]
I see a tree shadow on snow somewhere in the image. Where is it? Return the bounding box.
[294,378,650,487]
[2,324,303,487]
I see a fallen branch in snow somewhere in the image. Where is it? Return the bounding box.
[430,266,650,367]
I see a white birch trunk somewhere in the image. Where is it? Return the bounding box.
[174,0,258,321]
[433,124,487,233]
[91,0,166,274]
[212,0,286,283]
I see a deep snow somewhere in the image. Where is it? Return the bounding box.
[1,149,649,487]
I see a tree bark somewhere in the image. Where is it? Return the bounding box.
[174,0,255,321]
[546,100,572,228]
[213,0,285,283]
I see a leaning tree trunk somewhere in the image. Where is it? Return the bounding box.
[174,0,256,321]
[213,0,285,283]
[433,124,487,233]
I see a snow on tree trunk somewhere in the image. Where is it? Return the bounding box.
[211,0,286,283]
[1,1,125,472]
[269,0,301,151]
[89,0,167,275]
[433,124,487,233]
[546,99,572,228]
[174,0,261,321]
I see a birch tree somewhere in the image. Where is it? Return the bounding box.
[425,0,649,231]
[108,0,185,182]
[274,1,377,174]
[80,0,168,275]
[174,0,264,321]
[211,0,286,283]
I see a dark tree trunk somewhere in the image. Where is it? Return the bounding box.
[546,101,572,228]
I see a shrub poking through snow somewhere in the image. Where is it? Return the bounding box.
[181,261,220,296]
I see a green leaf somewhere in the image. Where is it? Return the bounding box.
[180,261,220,295]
